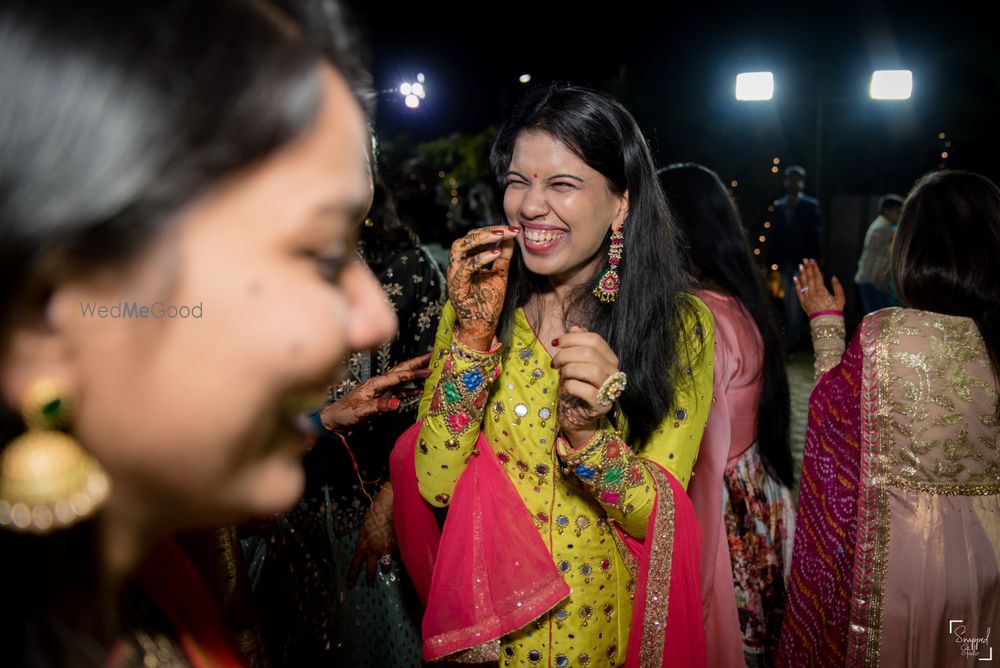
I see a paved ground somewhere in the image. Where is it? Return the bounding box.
[787,350,814,499]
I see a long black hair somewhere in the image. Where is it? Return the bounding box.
[892,169,1000,419]
[489,84,703,449]
[659,163,794,487]
[360,179,421,274]
[0,0,360,664]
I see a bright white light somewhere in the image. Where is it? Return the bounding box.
[870,70,912,100]
[400,82,412,96]
[519,74,532,84]
[735,72,774,101]
[417,73,425,83]
[412,83,425,99]
[405,94,420,109]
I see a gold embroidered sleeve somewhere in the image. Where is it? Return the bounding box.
[810,313,846,384]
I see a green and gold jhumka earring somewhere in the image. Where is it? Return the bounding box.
[0,378,109,534]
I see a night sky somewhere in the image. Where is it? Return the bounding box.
[349,1,999,220]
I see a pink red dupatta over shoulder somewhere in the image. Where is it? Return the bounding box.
[390,421,706,666]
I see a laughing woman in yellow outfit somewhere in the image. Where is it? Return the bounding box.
[413,85,713,667]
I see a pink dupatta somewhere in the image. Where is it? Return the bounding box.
[390,421,706,666]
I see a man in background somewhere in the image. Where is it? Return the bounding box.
[769,165,822,350]
[854,194,903,314]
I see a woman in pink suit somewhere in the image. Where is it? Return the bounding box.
[660,164,796,667]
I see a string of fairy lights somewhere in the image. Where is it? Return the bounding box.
[729,157,783,261]
[939,131,951,169]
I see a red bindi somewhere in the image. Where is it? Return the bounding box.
[533,173,538,178]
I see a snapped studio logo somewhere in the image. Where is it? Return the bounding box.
[951,619,993,661]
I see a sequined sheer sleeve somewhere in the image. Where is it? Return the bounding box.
[809,313,846,383]
[415,301,503,507]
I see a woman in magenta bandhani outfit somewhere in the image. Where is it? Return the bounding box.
[778,170,1000,667]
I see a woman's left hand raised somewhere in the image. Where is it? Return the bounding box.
[551,325,621,449]
[792,258,845,316]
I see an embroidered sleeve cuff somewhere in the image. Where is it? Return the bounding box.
[425,338,503,437]
[554,422,606,459]
[451,335,502,362]
[556,421,647,513]
[810,313,846,382]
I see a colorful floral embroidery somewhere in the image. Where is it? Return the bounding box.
[427,339,502,437]
[557,427,646,513]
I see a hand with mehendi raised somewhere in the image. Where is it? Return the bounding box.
[792,258,846,316]
[319,353,432,431]
[551,325,622,449]
[447,225,519,351]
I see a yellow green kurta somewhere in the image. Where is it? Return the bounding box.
[415,298,714,667]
